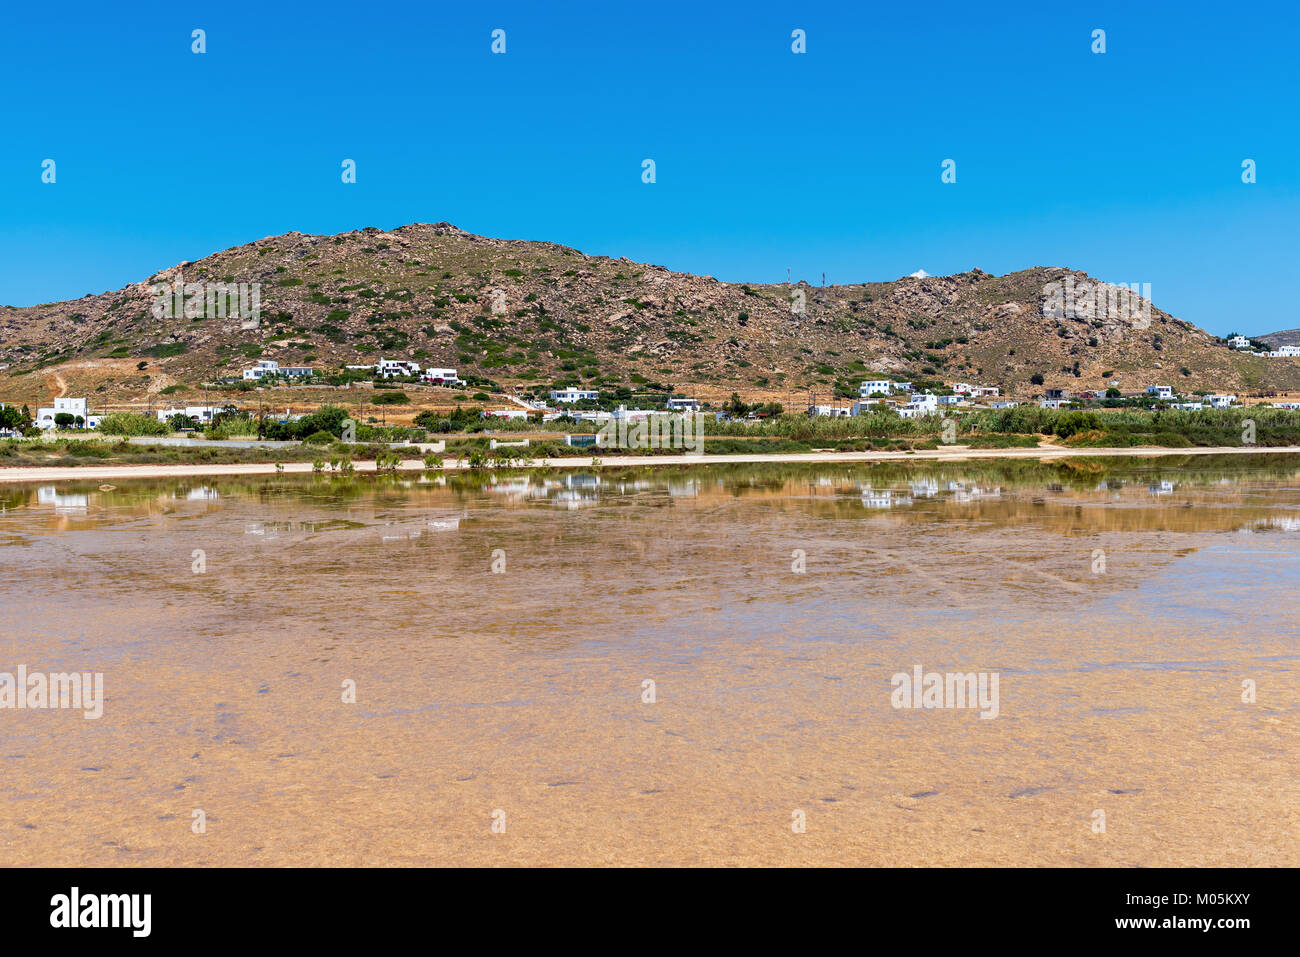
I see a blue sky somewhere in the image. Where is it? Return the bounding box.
[2,0,1296,335]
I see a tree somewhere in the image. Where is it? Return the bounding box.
[723,392,749,418]
[1105,387,1121,398]
[54,412,75,429]
[0,407,21,431]
[1030,373,1045,386]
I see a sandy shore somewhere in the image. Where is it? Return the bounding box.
[1,443,1297,484]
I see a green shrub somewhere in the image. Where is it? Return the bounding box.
[97,412,170,436]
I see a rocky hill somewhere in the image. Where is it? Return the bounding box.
[1255,328,1300,349]
[3,222,1297,406]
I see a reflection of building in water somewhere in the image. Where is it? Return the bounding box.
[1254,516,1300,532]
[183,486,221,501]
[910,478,940,498]
[1149,481,1175,496]
[37,486,88,515]
[668,479,700,497]
[861,488,913,509]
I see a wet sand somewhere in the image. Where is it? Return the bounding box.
[1,442,1297,484]
[1,462,1298,866]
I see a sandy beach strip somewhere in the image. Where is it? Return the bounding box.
[1,443,1298,483]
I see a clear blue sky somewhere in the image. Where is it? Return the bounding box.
[2,0,1296,335]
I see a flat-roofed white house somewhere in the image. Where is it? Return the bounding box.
[859,380,892,397]
[243,360,280,380]
[37,396,91,429]
[1229,335,1250,349]
[155,405,222,425]
[896,393,939,418]
[666,397,700,411]
[376,358,420,377]
[1146,385,1174,400]
[1039,398,1070,409]
[951,382,975,395]
[421,367,459,384]
[809,404,853,417]
[851,400,882,416]
[1269,346,1300,357]
[550,388,599,404]
[1205,394,1236,409]
[977,386,1000,397]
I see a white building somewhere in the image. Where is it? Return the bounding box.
[851,400,882,416]
[666,397,700,411]
[155,406,222,425]
[951,382,975,395]
[1040,399,1070,410]
[242,360,280,380]
[938,395,964,406]
[483,409,528,420]
[1269,346,1300,357]
[859,380,892,397]
[977,386,1000,397]
[1229,335,1250,349]
[550,388,600,404]
[809,405,853,417]
[421,367,459,384]
[1146,385,1174,400]
[1205,394,1236,409]
[896,393,939,418]
[36,396,90,429]
[376,358,420,377]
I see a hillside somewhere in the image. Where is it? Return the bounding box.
[1255,328,1300,349]
[3,222,1298,407]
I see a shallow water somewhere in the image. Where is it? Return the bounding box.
[2,456,1298,865]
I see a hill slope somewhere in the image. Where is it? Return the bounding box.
[3,222,1297,405]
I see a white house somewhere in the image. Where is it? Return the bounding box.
[242,360,280,380]
[550,388,600,404]
[1205,394,1236,409]
[851,400,882,416]
[1173,401,1204,411]
[1039,399,1070,410]
[1146,385,1174,400]
[977,386,1000,397]
[896,393,939,418]
[1229,335,1250,349]
[892,381,914,392]
[37,396,90,429]
[421,367,459,384]
[937,395,964,406]
[155,405,222,425]
[859,380,892,397]
[1269,346,1300,358]
[666,397,700,411]
[809,404,853,417]
[951,382,975,395]
[376,358,420,377]
[483,409,528,420]
[989,400,1018,409]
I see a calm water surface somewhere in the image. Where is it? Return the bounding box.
[2,456,1297,865]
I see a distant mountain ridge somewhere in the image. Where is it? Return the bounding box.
[3,222,1299,405]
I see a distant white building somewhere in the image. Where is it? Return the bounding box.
[550,388,599,404]
[1205,394,1236,409]
[666,397,700,411]
[1039,399,1070,410]
[1269,346,1300,358]
[1146,385,1174,400]
[376,358,420,377]
[951,382,975,395]
[241,360,312,381]
[37,396,91,429]
[421,367,459,384]
[1229,335,1250,349]
[809,404,853,417]
[483,409,528,420]
[851,399,882,416]
[155,406,222,425]
[896,393,939,418]
[859,380,892,397]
